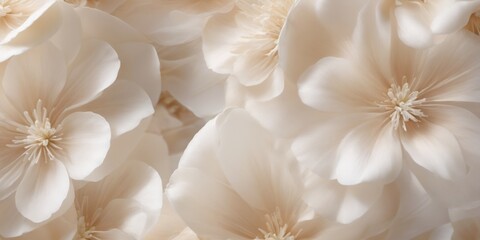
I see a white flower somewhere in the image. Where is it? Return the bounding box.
[294,1,480,189]
[202,0,298,102]
[0,14,154,235]
[394,0,480,48]
[0,0,62,61]
[166,108,377,240]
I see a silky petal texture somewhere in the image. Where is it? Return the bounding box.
[115,42,161,104]
[298,57,386,113]
[160,39,226,117]
[8,207,77,240]
[60,112,111,180]
[202,10,242,74]
[167,167,263,240]
[2,42,66,112]
[0,1,61,62]
[0,158,27,201]
[303,174,384,224]
[335,120,403,185]
[94,0,128,13]
[233,52,276,87]
[431,1,480,34]
[50,2,82,65]
[395,2,434,48]
[77,7,147,45]
[79,80,153,137]
[385,171,449,240]
[215,109,303,212]
[0,183,74,238]
[415,31,480,104]
[278,0,365,81]
[97,199,148,239]
[83,118,150,181]
[78,161,162,215]
[401,122,467,180]
[0,0,56,44]
[15,160,70,223]
[58,39,120,111]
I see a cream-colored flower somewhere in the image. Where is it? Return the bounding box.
[202,0,298,101]
[294,0,480,190]
[0,10,154,235]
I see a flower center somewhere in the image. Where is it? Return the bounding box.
[378,82,426,131]
[256,209,297,240]
[75,196,103,240]
[6,100,63,164]
[232,0,295,57]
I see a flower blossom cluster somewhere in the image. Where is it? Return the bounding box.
[1,0,480,239]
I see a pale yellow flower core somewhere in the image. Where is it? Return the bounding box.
[379,81,427,131]
[233,0,295,57]
[159,91,192,120]
[75,196,103,240]
[6,99,62,164]
[256,209,298,240]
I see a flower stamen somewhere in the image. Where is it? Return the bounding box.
[378,81,427,131]
[6,100,63,164]
[256,208,298,240]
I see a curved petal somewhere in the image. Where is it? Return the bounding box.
[115,42,161,104]
[0,1,61,62]
[79,80,153,137]
[202,9,243,74]
[94,229,135,240]
[97,199,148,239]
[401,122,467,180]
[335,120,403,185]
[3,42,66,112]
[0,159,27,201]
[59,39,120,110]
[15,160,70,223]
[395,2,434,48]
[60,112,111,180]
[166,167,263,239]
[303,174,384,224]
[431,1,480,34]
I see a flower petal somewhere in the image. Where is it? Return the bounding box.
[0,159,27,201]
[115,42,161,104]
[401,122,467,180]
[202,10,243,74]
[97,199,148,239]
[167,167,263,239]
[94,229,136,240]
[431,1,480,34]
[60,112,111,180]
[395,2,434,48]
[59,39,120,110]
[335,120,403,185]
[3,42,66,112]
[15,160,70,223]
[50,1,82,65]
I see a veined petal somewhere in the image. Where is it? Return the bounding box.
[15,160,70,223]
[60,112,111,180]
[3,42,66,112]
[59,39,120,110]
[0,159,27,201]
